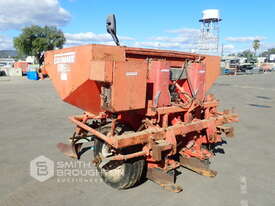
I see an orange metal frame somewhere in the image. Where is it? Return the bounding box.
[68,95,238,171]
[46,44,239,181]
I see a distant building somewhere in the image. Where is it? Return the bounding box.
[0,58,15,68]
[257,57,266,64]
[268,54,275,62]
[26,56,35,64]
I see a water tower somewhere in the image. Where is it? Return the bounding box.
[198,9,222,55]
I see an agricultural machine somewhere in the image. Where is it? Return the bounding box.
[45,15,238,192]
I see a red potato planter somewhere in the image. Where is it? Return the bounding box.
[45,32,238,192]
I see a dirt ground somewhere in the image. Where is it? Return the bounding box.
[0,74,274,206]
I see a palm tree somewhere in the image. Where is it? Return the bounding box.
[253,39,260,56]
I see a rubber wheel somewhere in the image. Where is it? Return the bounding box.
[94,123,145,189]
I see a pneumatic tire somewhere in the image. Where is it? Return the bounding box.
[94,123,145,189]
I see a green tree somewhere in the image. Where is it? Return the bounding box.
[252,39,260,56]
[14,25,65,65]
[228,53,237,56]
[238,50,254,58]
[260,48,275,57]
[238,50,257,63]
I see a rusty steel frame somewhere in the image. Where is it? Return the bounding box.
[69,109,238,150]
[46,43,239,192]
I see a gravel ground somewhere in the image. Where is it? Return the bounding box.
[0,74,274,206]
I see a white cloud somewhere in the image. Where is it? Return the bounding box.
[65,32,111,42]
[58,27,223,54]
[221,44,236,54]
[225,36,266,42]
[166,28,200,35]
[0,0,71,31]
[134,41,182,49]
[131,28,201,51]
[0,35,13,50]
[223,44,235,50]
[149,36,189,43]
[63,29,201,51]
[134,41,212,52]
[65,39,116,47]
[166,28,201,42]
[64,32,134,47]
[261,42,275,50]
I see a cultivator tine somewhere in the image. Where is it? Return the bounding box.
[57,143,78,159]
[180,156,217,177]
[147,168,183,193]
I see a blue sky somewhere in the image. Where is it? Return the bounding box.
[1,0,275,54]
